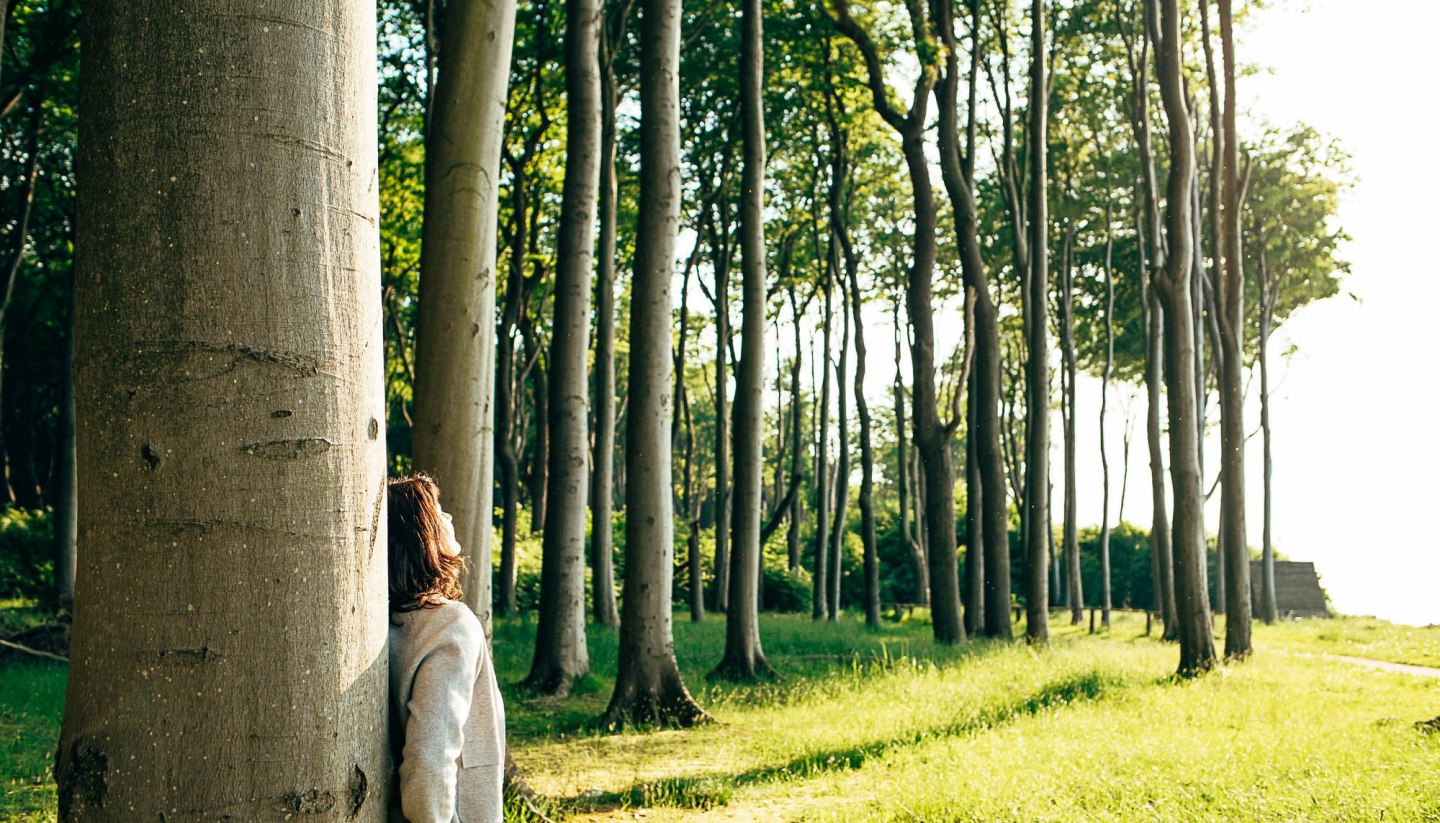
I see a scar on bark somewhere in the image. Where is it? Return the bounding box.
[278,788,336,814]
[347,764,367,818]
[240,437,332,460]
[141,443,161,470]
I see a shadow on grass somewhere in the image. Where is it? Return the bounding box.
[557,668,1134,815]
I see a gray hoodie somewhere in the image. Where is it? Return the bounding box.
[388,599,505,822]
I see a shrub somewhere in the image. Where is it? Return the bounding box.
[0,507,54,601]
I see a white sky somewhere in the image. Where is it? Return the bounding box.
[1059,0,1440,625]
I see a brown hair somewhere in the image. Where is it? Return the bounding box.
[387,473,464,612]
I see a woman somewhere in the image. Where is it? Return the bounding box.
[387,474,505,822]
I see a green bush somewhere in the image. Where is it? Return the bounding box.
[0,507,54,601]
[762,565,812,613]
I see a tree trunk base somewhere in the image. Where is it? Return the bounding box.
[709,653,778,682]
[601,688,712,730]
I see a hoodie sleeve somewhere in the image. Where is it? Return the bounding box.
[398,616,481,823]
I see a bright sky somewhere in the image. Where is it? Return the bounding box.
[1064,0,1440,625]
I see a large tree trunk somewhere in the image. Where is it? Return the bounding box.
[525,0,602,694]
[603,0,708,725]
[1059,224,1082,625]
[589,7,624,627]
[714,0,775,676]
[1153,0,1218,675]
[1257,244,1278,623]
[1216,0,1252,660]
[58,3,388,816]
[1021,0,1050,645]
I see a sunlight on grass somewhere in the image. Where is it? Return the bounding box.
[5,606,1438,822]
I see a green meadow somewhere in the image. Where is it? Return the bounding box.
[5,606,1438,821]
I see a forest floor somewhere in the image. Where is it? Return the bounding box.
[3,603,1438,821]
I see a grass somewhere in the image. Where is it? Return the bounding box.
[5,607,1439,821]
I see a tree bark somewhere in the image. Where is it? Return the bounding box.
[603,0,709,725]
[525,0,602,694]
[1152,0,1218,675]
[714,0,775,676]
[59,3,388,816]
[963,369,981,630]
[1021,0,1050,645]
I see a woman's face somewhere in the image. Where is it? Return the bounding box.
[437,503,462,558]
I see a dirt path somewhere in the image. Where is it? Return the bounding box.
[1328,655,1440,679]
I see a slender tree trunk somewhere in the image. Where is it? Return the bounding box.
[683,381,705,622]
[603,0,709,723]
[787,286,806,572]
[1197,0,1224,620]
[714,0,775,674]
[1216,0,1252,659]
[895,293,929,606]
[411,0,516,632]
[834,0,963,644]
[1153,0,1218,675]
[1258,243,1278,623]
[59,4,388,816]
[53,280,76,611]
[0,110,41,507]
[933,0,1005,640]
[846,249,880,628]
[526,334,550,534]
[964,370,982,631]
[1099,204,1115,628]
[1060,224,1082,624]
[828,275,850,621]
[811,275,832,620]
[589,10,623,627]
[1021,0,1050,645]
[712,233,732,614]
[525,0,602,693]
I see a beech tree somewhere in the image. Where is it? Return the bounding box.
[714,0,776,677]
[1152,0,1218,675]
[604,0,709,725]
[412,0,519,631]
[58,2,388,816]
[525,0,603,694]
[834,0,966,645]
